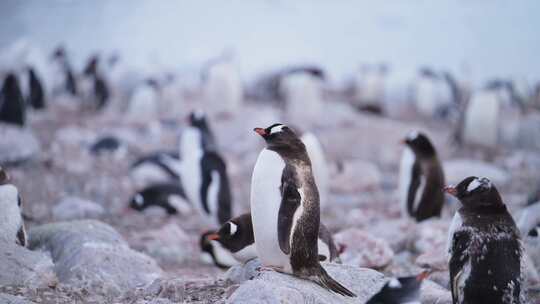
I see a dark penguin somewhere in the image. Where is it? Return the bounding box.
[188,110,217,152]
[445,176,523,304]
[27,67,46,109]
[51,47,77,96]
[0,73,26,126]
[398,131,445,222]
[251,123,355,297]
[366,271,429,304]
[0,167,27,246]
[200,213,341,269]
[128,182,189,215]
[82,55,110,110]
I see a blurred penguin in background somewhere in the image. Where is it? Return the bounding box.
[80,54,110,111]
[0,73,26,126]
[414,67,453,119]
[50,46,78,97]
[204,60,243,119]
[353,63,387,115]
[280,71,324,128]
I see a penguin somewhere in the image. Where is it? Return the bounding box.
[353,64,387,115]
[280,72,324,127]
[0,167,27,247]
[398,131,445,221]
[27,67,46,109]
[250,123,355,297]
[200,213,341,269]
[50,46,77,96]
[128,182,190,215]
[461,85,502,148]
[300,132,329,209]
[204,61,243,118]
[0,73,26,126]
[366,271,429,304]
[179,111,231,226]
[414,68,453,118]
[89,135,123,155]
[81,55,110,110]
[445,176,523,304]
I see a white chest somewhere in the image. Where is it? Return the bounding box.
[398,147,416,217]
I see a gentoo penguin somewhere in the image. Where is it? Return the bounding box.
[251,123,355,297]
[461,86,501,148]
[353,64,387,115]
[128,182,190,215]
[445,176,523,304]
[300,132,329,208]
[200,213,341,269]
[50,46,77,96]
[27,67,46,109]
[0,73,26,126]
[398,131,445,221]
[280,72,324,127]
[81,55,110,110]
[204,61,243,118]
[366,271,429,304]
[0,167,27,246]
[414,68,453,118]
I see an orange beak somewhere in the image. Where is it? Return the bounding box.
[444,186,458,196]
[416,270,430,281]
[207,233,220,241]
[254,128,266,136]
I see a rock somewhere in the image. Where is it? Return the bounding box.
[421,280,452,304]
[415,248,448,271]
[0,294,36,304]
[413,218,450,254]
[444,159,510,186]
[333,228,394,269]
[0,242,57,288]
[129,222,192,265]
[28,220,163,293]
[51,196,105,221]
[366,219,415,252]
[224,259,262,284]
[0,124,40,165]
[227,264,386,304]
[330,159,382,193]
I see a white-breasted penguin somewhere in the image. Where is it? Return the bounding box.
[366,271,429,304]
[461,87,501,149]
[50,46,77,97]
[0,73,26,126]
[81,55,110,111]
[0,167,27,246]
[300,132,329,209]
[200,212,341,269]
[250,123,355,297]
[204,61,243,118]
[445,176,523,304]
[280,73,324,127]
[398,131,445,222]
[128,182,190,215]
[180,111,231,225]
[414,68,453,118]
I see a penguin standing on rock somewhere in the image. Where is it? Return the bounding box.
[398,131,445,221]
[445,176,523,304]
[0,73,26,126]
[366,271,429,304]
[251,123,355,297]
[0,167,27,246]
[200,213,341,269]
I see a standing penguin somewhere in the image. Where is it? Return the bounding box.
[0,73,26,126]
[250,123,355,297]
[27,67,46,109]
[445,176,523,304]
[366,271,429,304]
[398,131,445,221]
[0,167,27,246]
[180,111,231,225]
[201,212,341,269]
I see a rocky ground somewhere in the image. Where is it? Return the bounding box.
[1,94,540,304]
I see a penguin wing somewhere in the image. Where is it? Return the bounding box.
[278,180,302,255]
[407,161,422,216]
[449,230,470,302]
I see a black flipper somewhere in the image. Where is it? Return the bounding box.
[311,264,356,297]
[16,225,27,247]
[449,230,470,304]
[407,160,422,217]
[277,176,301,255]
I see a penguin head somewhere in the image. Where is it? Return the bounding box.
[188,110,208,129]
[402,131,436,158]
[254,123,305,153]
[199,230,232,269]
[367,271,428,304]
[444,176,504,209]
[209,220,240,244]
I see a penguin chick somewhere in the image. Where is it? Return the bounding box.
[366,271,429,304]
[251,123,355,297]
[0,167,27,247]
[445,176,523,304]
[129,182,190,215]
[398,131,445,221]
[201,213,341,269]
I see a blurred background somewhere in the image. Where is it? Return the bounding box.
[0,1,539,303]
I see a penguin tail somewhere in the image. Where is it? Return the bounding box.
[311,265,356,297]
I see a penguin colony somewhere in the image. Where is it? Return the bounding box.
[1,43,537,304]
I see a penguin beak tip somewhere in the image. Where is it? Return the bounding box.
[254,128,266,137]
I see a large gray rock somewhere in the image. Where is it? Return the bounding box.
[227,264,386,304]
[330,159,382,193]
[224,259,262,284]
[0,294,36,304]
[421,280,452,304]
[28,220,163,293]
[333,228,394,269]
[0,124,40,165]
[52,196,105,221]
[0,242,57,288]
